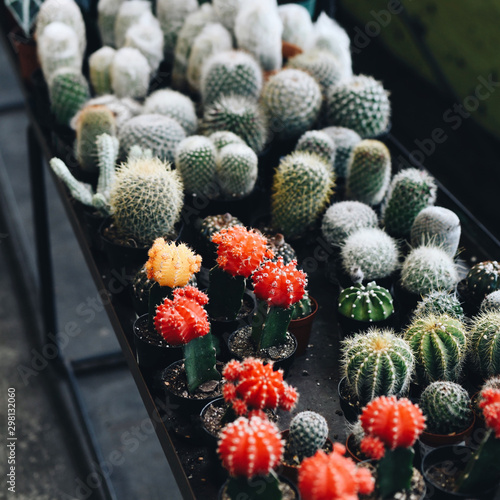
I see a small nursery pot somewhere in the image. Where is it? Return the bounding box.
[337,377,362,423]
[344,433,368,464]
[217,474,300,500]
[287,296,318,356]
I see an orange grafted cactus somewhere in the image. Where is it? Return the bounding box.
[480,388,500,438]
[252,258,307,308]
[154,286,210,345]
[299,446,374,500]
[217,416,284,478]
[211,225,273,278]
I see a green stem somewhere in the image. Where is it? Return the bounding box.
[259,306,293,350]
[377,447,414,498]
[206,266,245,321]
[184,332,220,394]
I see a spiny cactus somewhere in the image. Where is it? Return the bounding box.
[338,282,394,323]
[201,50,263,106]
[208,131,245,150]
[411,206,461,257]
[481,291,500,313]
[271,152,335,240]
[75,105,117,173]
[278,4,313,49]
[382,168,437,238]
[404,313,467,385]
[89,47,116,96]
[201,95,268,154]
[400,245,459,296]
[340,227,399,283]
[235,1,283,72]
[295,130,336,171]
[466,261,500,302]
[321,201,378,248]
[321,126,361,179]
[110,47,150,99]
[97,0,123,47]
[118,114,186,163]
[262,69,322,140]
[290,290,312,320]
[287,411,328,463]
[216,143,258,199]
[419,381,473,435]
[113,0,152,49]
[414,290,464,320]
[109,156,183,245]
[469,310,500,379]
[48,68,90,126]
[175,135,217,198]
[346,139,391,206]
[341,328,414,406]
[325,75,391,139]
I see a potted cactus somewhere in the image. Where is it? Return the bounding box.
[459,260,500,315]
[287,290,318,356]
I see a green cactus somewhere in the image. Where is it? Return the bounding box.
[481,291,500,313]
[174,135,218,198]
[321,201,378,248]
[109,157,184,245]
[48,68,90,126]
[201,95,268,154]
[201,50,263,106]
[143,89,198,136]
[114,0,152,48]
[341,328,414,406]
[340,227,399,283]
[287,411,328,462]
[295,130,336,172]
[404,313,467,385]
[419,381,473,435]
[271,152,335,240]
[118,114,186,164]
[75,105,117,174]
[469,311,500,379]
[110,47,150,99]
[262,69,322,140]
[346,140,391,207]
[414,290,464,320]
[400,245,459,296]
[209,131,245,151]
[325,75,390,139]
[382,168,438,238]
[216,143,258,199]
[265,233,297,266]
[212,0,244,32]
[321,126,361,179]
[88,47,116,96]
[338,282,394,323]
[278,4,313,49]
[411,206,461,258]
[466,261,500,302]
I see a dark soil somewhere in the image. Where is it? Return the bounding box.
[134,315,180,349]
[220,479,298,500]
[102,222,148,248]
[425,462,466,494]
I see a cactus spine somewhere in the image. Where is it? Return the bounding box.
[469,311,500,379]
[295,130,336,171]
[321,126,361,179]
[89,47,116,96]
[110,47,150,99]
[338,282,394,322]
[414,291,464,320]
[287,411,328,462]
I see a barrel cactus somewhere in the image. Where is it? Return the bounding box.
[88,46,116,96]
[271,152,335,240]
[414,290,464,320]
[382,168,437,238]
[325,75,390,139]
[287,411,328,463]
[110,47,150,99]
[109,157,183,245]
[481,291,500,313]
[341,328,414,406]
[118,114,186,163]
[200,50,263,106]
[346,140,391,206]
[466,261,500,303]
[261,69,322,140]
[403,313,467,385]
[278,4,313,49]
[295,130,336,172]
[469,310,500,379]
[321,201,378,248]
[419,381,473,435]
[321,126,361,179]
[411,206,461,257]
[338,282,394,323]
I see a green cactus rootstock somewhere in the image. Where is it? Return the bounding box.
[338,282,393,323]
[290,291,312,320]
[469,310,500,379]
[466,261,500,301]
[287,411,328,462]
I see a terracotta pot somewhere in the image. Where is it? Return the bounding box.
[8,26,39,86]
[287,296,318,356]
[345,433,368,463]
[419,414,476,449]
[281,40,303,60]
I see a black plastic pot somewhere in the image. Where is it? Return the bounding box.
[217,474,300,500]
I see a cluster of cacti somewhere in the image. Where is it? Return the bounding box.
[287,411,328,463]
[414,290,464,320]
[118,114,186,163]
[341,328,414,406]
[419,381,473,435]
[382,168,438,238]
[200,50,263,106]
[110,47,150,99]
[404,313,467,385]
[88,47,116,95]
[400,245,459,296]
[321,126,362,178]
[346,140,391,206]
[321,201,378,248]
[109,156,184,245]
[271,152,335,240]
[278,4,313,49]
[262,69,322,140]
[326,75,390,138]
[338,282,394,322]
[114,0,152,49]
[295,130,336,172]
[469,310,500,379]
[481,291,500,312]
[466,261,500,302]
[222,358,298,416]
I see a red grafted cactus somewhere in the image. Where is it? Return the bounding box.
[222,358,298,416]
[480,388,500,437]
[299,446,374,500]
[217,416,284,478]
[212,225,273,278]
[252,258,307,308]
[154,286,210,345]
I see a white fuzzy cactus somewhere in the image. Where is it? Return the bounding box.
[110,47,150,99]
[89,46,116,96]
[97,0,126,47]
[114,0,152,49]
[212,0,245,32]
[278,4,313,49]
